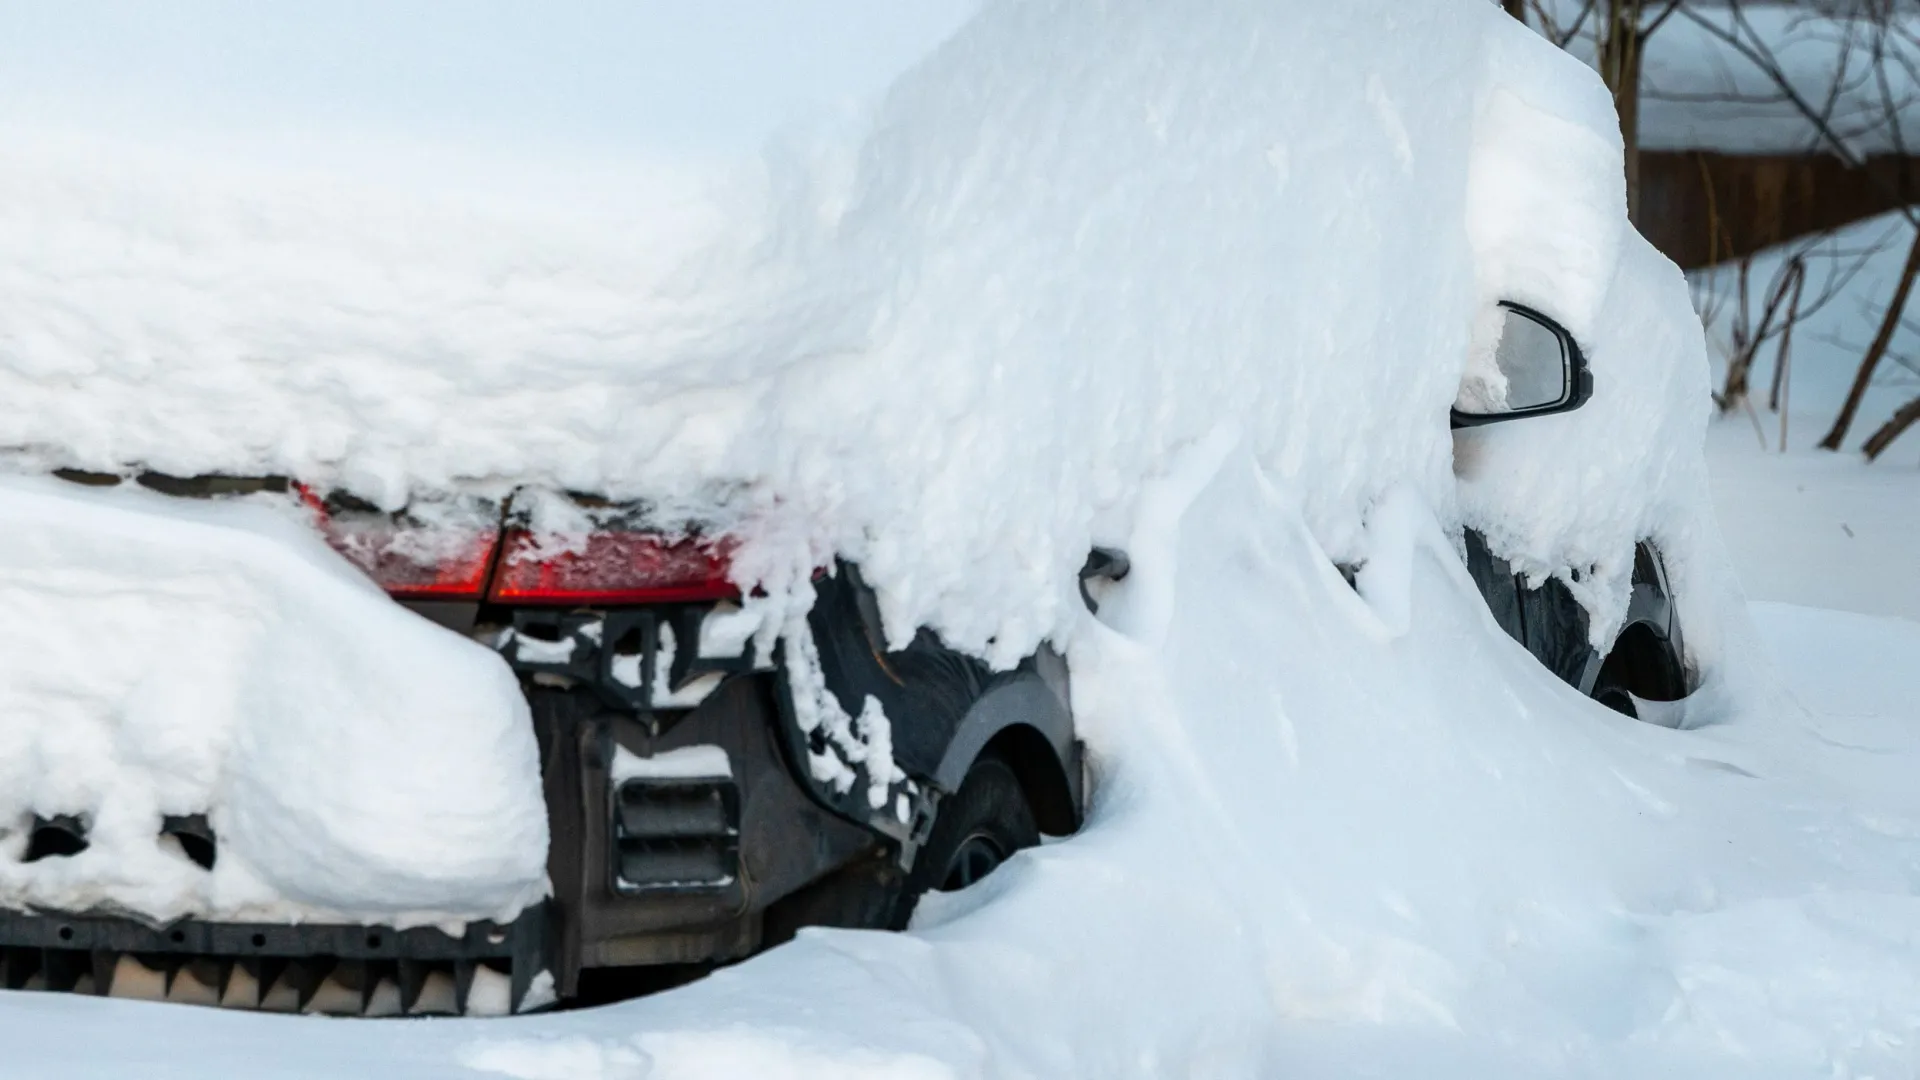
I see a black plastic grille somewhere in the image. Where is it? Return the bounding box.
[0,907,549,1015]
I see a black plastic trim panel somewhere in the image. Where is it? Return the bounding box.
[0,907,540,961]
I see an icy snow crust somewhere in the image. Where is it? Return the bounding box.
[0,475,547,926]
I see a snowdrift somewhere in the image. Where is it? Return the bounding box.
[0,475,547,926]
[9,444,1911,1078]
[5,0,1908,1075]
[0,0,1760,935]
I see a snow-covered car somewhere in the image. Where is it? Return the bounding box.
[0,472,1092,1015]
[0,0,1715,1029]
[0,290,1688,1017]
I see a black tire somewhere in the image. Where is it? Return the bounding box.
[892,755,1040,928]
[1590,624,1687,721]
[1590,662,1641,717]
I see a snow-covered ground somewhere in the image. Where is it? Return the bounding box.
[4,442,1918,1080]
[1708,428,1920,621]
[1,1,1918,1078]
[1696,209,1920,622]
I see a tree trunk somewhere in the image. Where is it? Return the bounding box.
[1501,0,1527,19]
[1818,225,1920,450]
[1599,0,1647,222]
[1861,395,1920,461]
[1767,257,1806,412]
[1723,255,1803,414]
[1719,256,1755,411]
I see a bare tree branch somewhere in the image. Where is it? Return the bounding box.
[1820,224,1920,448]
[1861,393,1920,459]
[1672,4,1920,232]
[1644,0,1685,38]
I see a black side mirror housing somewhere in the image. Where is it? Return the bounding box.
[1451,302,1593,429]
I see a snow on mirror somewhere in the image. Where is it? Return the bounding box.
[1490,308,1568,410]
[1453,303,1584,426]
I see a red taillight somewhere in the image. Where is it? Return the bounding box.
[296,483,735,606]
[298,483,502,601]
[488,531,737,605]
[340,529,501,600]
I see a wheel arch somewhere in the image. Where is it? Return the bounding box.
[931,666,1083,836]
[979,723,1080,837]
[1577,540,1689,699]
[1590,618,1688,705]
[1465,529,1691,705]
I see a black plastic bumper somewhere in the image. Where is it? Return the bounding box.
[0,903,550,1015]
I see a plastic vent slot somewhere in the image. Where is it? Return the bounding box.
[612,780,739,893]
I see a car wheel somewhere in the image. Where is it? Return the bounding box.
[1589,623,1687,721]
[895,755,1040,926]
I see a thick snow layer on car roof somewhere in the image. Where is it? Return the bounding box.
[0,474,548,926]
[0,0,1718,678]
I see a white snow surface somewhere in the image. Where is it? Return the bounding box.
[1,0,1716,674]
[9,0,1913,1075]
[609,746,731,785]
[1693,210,1920,621]
[0,474,548,926]
[9,442,1920,1078]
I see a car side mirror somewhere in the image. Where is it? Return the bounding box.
[1451,302,1592,428]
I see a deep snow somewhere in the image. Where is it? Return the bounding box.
[0,0,1753,933]
[0,474,548,926]
[1694,209,1920,621]
[0,0,1726,673]
[1708,426,1920,622]
[3,444,1918,1079]
[0,0,1915,1077]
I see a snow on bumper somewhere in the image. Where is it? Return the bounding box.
[0,475,548,928]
